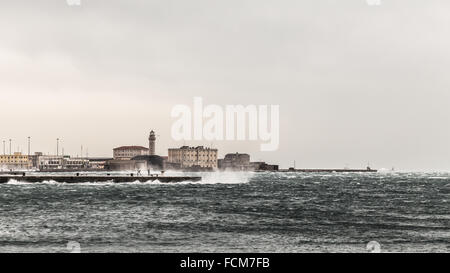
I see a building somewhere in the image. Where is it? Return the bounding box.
[161,155,182,170]
[37,155,92,170]
[104,159,148,171]
[250,162,279,171]
[88,158,112,169]
[64,158,90,169]
[149,130,156,155]
[168,146,218,169]
[38,155,65,170]
[0,152,32,170]
[219,153,251,170]
[113,146,149,160]
[132,155,164,170]
[30,152,43,169]
[218,153,279,171]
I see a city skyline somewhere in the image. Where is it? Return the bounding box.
[0,133,265,161]
[1,1,448,256]
[2,1,450,170]
[0,130,279,172]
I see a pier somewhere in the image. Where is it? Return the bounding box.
[278,168,377,173]
[0,174,202,184]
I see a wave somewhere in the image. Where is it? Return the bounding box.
[3,172,254,186]
[133,172,255,185]
[6,179,33,185]
[6,179,60,185]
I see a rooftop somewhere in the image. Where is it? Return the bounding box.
[113,146,149,151]
[169,146,218,151]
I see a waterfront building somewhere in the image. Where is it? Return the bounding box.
[38,155,65,170]
[37,155,92,170]
[250,162,279,171]
[0,152,32,170]
[64,158,90,169]
[113,146,149,160]
[104,159,148,171]
[88,158,112,169]
[219,153,251,170]
[168,146,218,169]
[131,155,164,170]
[30,152,43,169]
[218,153,279,171]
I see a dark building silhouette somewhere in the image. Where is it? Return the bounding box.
[132,155,164,170]
[218,152,279,171]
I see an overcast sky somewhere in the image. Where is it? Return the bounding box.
[1,0,450,170]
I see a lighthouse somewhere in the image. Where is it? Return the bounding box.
[149,130,156,155]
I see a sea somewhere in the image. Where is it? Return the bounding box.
[0,171,449,253]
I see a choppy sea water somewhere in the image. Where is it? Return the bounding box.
[0,171,449,253]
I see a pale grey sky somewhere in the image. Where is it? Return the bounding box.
[1,0,450,170]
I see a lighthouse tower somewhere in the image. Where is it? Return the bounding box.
[149,130,156,155]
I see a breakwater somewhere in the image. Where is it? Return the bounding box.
[278,168,377,173]
[0,174,201,184]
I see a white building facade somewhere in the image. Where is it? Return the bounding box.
[168,146,218,169]
[113,146,149,160]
